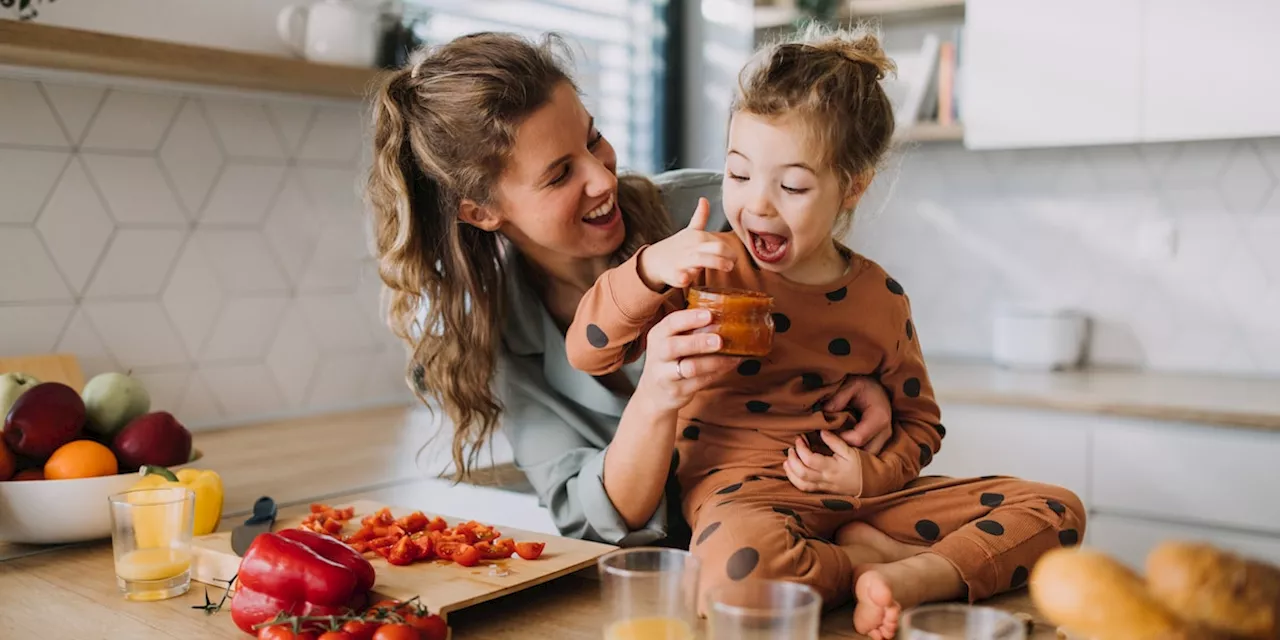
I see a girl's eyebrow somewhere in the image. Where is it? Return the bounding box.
[728,149,816,174]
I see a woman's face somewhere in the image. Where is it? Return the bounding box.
[478,81,624,264]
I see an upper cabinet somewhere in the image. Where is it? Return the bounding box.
[962,0,1142,149]
[1143,0,1280,142]
[963,0,1280,149]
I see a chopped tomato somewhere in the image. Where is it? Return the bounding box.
[439,542,480,567]
[475,538,515,560]
[396,511,429,533]
[515,541,546,560]
[310,503,330,514]
[411,533,434,560]
[387,535,420,566]
[426,516,448,532]
[362,507,396,528]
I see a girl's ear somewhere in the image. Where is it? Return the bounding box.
[842,169,875,210]
[459,199,502,232]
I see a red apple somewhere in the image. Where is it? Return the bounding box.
[112,411,192,471]
[3,382,85,460]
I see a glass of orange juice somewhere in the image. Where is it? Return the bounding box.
[598,548,700,640]
[108,486,195,601]
[706,580,821,640]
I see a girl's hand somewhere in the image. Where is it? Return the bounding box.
[784,430,863,496]
[825,375,893,455]
[636,198,736,291]
[635,308,740,414]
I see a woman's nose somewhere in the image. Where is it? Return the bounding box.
[584,154,617,198]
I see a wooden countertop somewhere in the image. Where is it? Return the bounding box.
[929,359,1280,432]
[0,406,1056,639]
[0,21,383,99]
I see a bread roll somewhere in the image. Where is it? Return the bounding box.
[1146,541,1280,640]
[1029,548,1203,640]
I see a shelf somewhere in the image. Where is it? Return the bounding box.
[896,122,963,143]
[845,0,965,18]
[0,21,385,99]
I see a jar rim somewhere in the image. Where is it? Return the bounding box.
[688,286,773,301]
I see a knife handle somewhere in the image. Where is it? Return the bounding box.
[245,496,277,525]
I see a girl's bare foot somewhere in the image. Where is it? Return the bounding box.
[852,553,966,639]
[853,568,901,640]
[836,521,929,565]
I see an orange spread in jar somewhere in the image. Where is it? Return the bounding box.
[685,287,775,357]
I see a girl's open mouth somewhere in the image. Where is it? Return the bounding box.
[749,231,789,264]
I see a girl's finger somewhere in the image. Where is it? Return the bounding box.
[793,435,825,470]
[820,429,854,460]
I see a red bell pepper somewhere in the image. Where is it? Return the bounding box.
[277,527,376,594]
[230,531,375,635]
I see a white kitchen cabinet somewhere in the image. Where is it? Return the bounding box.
[1091,417,1280,535]
[1088,513,1280,571]
[929,403,1090,501]
[961,0,1143,149]
[1143,1,1280,142]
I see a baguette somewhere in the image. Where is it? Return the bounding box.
[1029,548,1206,640]
[1146,541,1280,640]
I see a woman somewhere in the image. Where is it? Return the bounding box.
[365,32,896,548]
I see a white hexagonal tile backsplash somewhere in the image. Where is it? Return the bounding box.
[2,70,1278,434]
[0,75,411,429]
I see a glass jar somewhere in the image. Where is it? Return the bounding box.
[685,287,775,357]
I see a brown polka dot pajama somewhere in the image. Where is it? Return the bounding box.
[566,233,1087,607]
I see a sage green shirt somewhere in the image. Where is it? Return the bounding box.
[498,169,726,546]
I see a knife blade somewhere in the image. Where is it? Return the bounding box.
[230,496,277,556]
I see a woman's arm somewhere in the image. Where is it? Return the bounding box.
[603,396,680,530]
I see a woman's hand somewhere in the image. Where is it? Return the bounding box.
[635,308,740,414]
[825,375,893,455]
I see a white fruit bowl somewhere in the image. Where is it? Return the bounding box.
[0,449,204,545]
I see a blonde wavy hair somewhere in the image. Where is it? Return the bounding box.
[737,23,898,235]
[366,32,671,479]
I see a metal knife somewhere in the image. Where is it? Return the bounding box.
[230,496,277,556]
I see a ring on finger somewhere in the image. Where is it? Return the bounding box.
[673,359,685,380]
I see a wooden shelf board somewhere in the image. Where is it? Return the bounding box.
[897,122,964,143]
[845,0,965,17]
[0,21,385,99]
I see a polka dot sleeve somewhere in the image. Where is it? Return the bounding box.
[566,245,680,376]
[856,279,945,498]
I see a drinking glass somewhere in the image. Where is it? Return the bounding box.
[109,486,195,601]
[707,580,821,640]
[900,604,1027,640]
[598,547,700,640]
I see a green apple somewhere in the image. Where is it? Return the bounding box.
[82,372,151,436]
[0,372,41,424]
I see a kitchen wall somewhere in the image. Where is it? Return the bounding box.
[0,71,413,428]
[848,138,1280,376]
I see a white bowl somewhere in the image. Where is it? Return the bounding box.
[0,450,204,545]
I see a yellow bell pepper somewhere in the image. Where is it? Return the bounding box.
[132,465,225,536]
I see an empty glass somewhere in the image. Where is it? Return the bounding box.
[707,580,821,640]
[900,604,1027,640]
[598,547,700,640]
[108,486,195,601]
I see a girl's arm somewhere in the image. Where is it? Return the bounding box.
[565,246,675,376]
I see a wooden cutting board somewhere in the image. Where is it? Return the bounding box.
[191,499,616,620]
[0,353,85,392]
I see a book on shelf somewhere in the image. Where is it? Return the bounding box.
[892,25,963,135]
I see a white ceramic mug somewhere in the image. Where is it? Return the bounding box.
[277,0,381,67]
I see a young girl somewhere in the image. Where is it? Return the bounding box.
[566,25,1085,638]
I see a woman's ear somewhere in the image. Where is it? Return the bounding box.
[458,199,502,232]
[842,169,875,211]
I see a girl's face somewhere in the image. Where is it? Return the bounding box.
[469,81,624,266]
[722,111,861,285]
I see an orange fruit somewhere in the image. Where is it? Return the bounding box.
[12,469,44,481]
[43,440,118,480]
[0,440,15,481]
